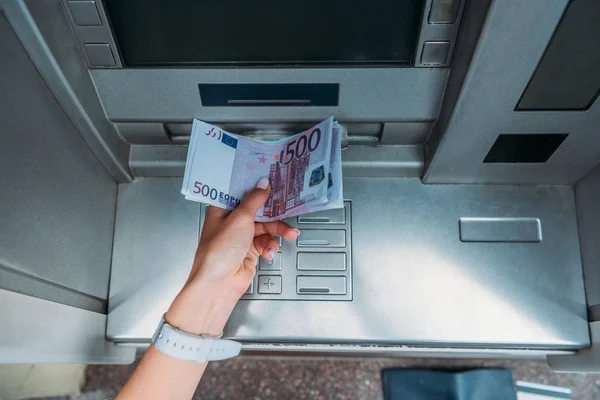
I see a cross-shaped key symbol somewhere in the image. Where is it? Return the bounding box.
[263,278,275,289]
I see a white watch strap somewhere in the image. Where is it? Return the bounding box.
[152,316,241,363]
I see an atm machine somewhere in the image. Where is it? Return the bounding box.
[1,0,600,372]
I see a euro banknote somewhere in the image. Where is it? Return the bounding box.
[181,117,343,222]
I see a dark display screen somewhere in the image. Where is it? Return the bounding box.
[103,0,424,67]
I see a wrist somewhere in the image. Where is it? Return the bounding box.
[165,280,239,336]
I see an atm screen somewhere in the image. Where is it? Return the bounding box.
[103,0,425,67]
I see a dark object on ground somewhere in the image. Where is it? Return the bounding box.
[382,368,517,400]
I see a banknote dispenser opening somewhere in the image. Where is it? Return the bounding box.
[5,0,600,374]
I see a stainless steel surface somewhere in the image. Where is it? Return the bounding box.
[0,267,106,314]
[0,14,116,301]
[165,122,383,138]
[548,322,600,373]
[515,381,572,400]
[414,0,466,68]
[424,0,600,184]
[341,146,424,178]
[107,178,200,341]
[0,290,135,364]
[91,68,448,122]
[237,344,571,358]
[574,162,600,307]
[201,203,354,302]
[129,144,424,178]
[120,341,572,358]
[166,122,372,147]
[459,218,542,243]
[114,122,170,145]
[380,122,433,145]
[297,253,346,271]
[546,163,600,372]
[1,0,131,181]
[107,178,589,350]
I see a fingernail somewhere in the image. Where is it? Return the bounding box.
[294,229,301,236]
[268,248,275,258]
[256,177,269,190]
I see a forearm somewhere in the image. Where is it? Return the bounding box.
[117,280,240,400]
[117,346,207,400]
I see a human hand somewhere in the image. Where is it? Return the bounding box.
[165,178,299,336]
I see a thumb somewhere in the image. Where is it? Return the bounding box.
[234,177,270,219]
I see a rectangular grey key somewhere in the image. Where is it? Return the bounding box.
[297,253,346,271]
[297,276,347,295]
[258,275,282,294]
[259,252,282,271]
[244,281,253,294]
[83,43,116,67]
[459,218,542,243]
[68,0,102,26]
[297,208,345,224]
[297,230,346,247]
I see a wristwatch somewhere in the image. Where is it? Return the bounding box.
[151,315,242,363]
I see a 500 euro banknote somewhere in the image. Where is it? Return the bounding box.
[181,117,343,222]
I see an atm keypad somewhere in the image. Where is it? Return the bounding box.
[201,201,352,301]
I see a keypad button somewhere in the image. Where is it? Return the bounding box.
[297,276,347,295]
[84,43,116,67]
[68,0,102,26]
[298,208,345,224]
[259,252,282,271]
[297,230,346,247]
[258,275,282,294]
[297,253,346,271]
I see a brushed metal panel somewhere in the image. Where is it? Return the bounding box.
[107,178,588,349]
[574,163,600,306]
[0,290,134,364]
[3,0,131,181]
[91,68,448,122]
[129,144,424,178]
[548,321,600,373]
[107,178,200,340]
[424,0,600,184]
[459,218,542,243]
[0,15,116,300]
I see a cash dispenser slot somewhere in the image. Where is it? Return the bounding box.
[198,84,339,107]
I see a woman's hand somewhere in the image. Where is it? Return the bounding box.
[165,178,299,336]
